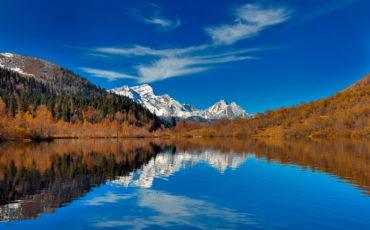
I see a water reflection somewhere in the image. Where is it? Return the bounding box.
[90,189,256,229]
[0,138,369,222]
[113,147,249,188]
[0,139,159,221]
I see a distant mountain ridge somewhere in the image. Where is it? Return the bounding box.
[111,84,249,121]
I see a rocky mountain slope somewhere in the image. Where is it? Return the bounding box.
[0,52,101,96]
[111,84,249,121]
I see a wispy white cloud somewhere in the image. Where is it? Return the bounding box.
[81,3,287,83]
[135,55,256,83]
[136,57,207,83]
[82,45,258,83]
[79,67,136,81]
[206,4,291,45]
[94,44,209,57]
[140,53,256,80]
[143,17,181,31]
[131,3,181,31]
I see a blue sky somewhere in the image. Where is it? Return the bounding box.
[0,0,369,113]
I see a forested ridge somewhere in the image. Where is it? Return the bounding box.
[0,67,160,140]
[0,68,157,123]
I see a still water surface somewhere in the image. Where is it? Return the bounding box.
[0,138,369,229]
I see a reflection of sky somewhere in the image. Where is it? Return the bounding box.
[84,192,134,206]
[92,189,257,229]
[2,154,370,229]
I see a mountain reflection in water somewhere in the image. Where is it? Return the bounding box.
[0,138,369,222]
[113,148,249,188]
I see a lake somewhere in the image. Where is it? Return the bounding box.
[0,138,369,229]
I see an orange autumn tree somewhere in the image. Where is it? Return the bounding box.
[83,106,99,123]
[34,105,54,138]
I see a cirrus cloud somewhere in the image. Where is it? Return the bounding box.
[79,67,136,81]
[82,45,259,83]
[206,4,291,45]
[80,3,290,83]
[130,3,181,31]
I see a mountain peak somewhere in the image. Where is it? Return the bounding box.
[110,85,130,92]
[207,100,228,112]
[203,99,248,120]
[131,84,154,95]
[111,84,249,121]
[216,99,227,105]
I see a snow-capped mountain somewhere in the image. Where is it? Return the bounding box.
[111,84,197,118]
[202,100,248,120]
[111,84,249,120]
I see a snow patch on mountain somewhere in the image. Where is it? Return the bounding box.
[0,52,34,76]
[0,52,14,58]
[111,84,249,120]
[9,67,31,76]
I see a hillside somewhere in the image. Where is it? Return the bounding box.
[0,53,101,96]
[0,53,159,140]
[189,74,370,138]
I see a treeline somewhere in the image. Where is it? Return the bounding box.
[0,68,161,140]
[0,68,157,125]
[0,99,160,140]
[185,74,370,139]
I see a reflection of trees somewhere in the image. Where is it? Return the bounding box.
[0,139,160,220]
[252,139,370,194]
[0,138,369,221]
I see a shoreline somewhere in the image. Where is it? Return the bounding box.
[1,133,368,144]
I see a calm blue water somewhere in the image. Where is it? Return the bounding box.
[0,139,369,229]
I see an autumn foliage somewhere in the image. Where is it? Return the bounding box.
[186,74,370,139]
[1,70,369,140]
[0,99,156,140]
